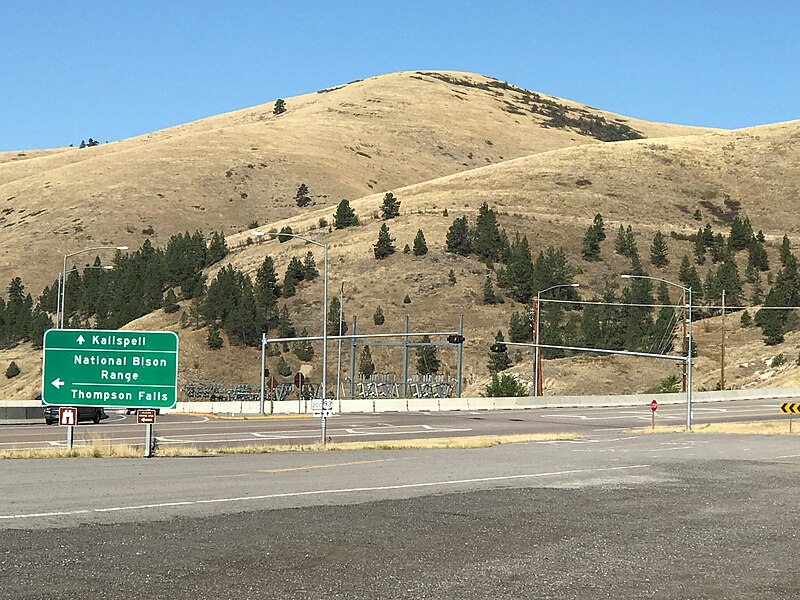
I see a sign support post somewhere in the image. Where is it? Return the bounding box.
[66,425,74,450]
[144,423,153,458]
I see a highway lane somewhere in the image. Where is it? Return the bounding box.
[3,430,800,598]
[0,397,793,450]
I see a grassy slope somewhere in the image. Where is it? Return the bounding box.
[0,71,710,294]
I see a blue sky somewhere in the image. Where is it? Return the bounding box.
[1,1,798,151]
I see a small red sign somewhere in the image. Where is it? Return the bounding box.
[650,399,658,412]
[59,407,78,426]
[137,409,157,424]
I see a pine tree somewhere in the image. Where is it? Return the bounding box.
[303,252,319,280]
[403,294,411,304]
[500,235,535,303]
[448,270,456,285]
[747,236,770,272]
[483,277,498,304]
[693,230,707,265]
[716,258,743,306]
[358,346,376,376]
[293,328,314,361]
[273,99,286,115]
[415,335,441,375]
[592,213,606,241]
[206,231,228,266]
[224,276,260,346]
[678,255,703,302]
[333,199,359,229]
[412,229,428,256]
[710,233,728,263]
[780,235,792,267]
[5,361,20,379]
[374,223,396,259]
[328,297,347,335]
[445,216,471,255]
[380,192,400,219]
[581,223,602,261]
[472,202,503,261]
[614,225,628,256]
[652,281,676,353]
[206,323,223,349]
[508,311,532,343]
[487,331,512,373]
[295,183,311,207]
[650,231,669,268]
[740,311,752,328]
[277,356,292,377]
[161,289,180,313]
[403,244,411,254]
[373,306,385,326]
[277,306,296,338]
[278,226,294,242]
[728,215,752,252]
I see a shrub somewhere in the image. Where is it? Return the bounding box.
[5,361,20,379]
[771,354,786,368]
[484,373,527,397]
[403,294,411,304]
[373,306,385,326]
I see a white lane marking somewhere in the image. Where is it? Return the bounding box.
[0,465,651,521]
[774,454,800,459]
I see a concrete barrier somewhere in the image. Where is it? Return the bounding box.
[165,387,800,417]
[406,398,441,412]
[339,399,374,413]
[438,398,470,411]
[467,397,495,411]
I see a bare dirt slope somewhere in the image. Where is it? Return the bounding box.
[0,71,712,293]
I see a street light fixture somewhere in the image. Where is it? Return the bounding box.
[252,231,329,442]
[58,246,127,328]
[533,283,579,396]
[622,274,693,431]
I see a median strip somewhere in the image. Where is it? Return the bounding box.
[0,432,578,459]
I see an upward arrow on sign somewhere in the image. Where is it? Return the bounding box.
[76,335,85,345]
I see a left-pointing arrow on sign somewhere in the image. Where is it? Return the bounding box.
[51,378,65,389]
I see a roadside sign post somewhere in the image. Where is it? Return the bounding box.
[650,399,658,430]
[42,329,178,410]
[137,409,157,457]
[780,402,799,433]
[58,407,78,449]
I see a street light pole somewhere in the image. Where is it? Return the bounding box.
[534,283,579,396]
[622,274,693,431]
[59,245,127,328]
[253,231,329,444]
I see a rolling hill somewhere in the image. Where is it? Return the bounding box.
[3,70,800,401]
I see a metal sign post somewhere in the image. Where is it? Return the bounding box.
[781,402,800,433]
[59,407,77,450]
[651,399,658,430]
[137,409,157,457]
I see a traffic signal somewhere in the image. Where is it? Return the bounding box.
[490,343,507,353]
[447,334,466,344]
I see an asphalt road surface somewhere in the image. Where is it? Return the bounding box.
[2,428,800,598]
[0,397,791,451]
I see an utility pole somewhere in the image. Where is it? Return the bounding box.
[720,289,726,391]
[681,290,687,392]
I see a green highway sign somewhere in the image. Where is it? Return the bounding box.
[42,329,178,409]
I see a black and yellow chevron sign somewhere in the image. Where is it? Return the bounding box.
[780,403,800,414]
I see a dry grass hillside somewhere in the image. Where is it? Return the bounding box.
[0,70,711,294]
[7,72,800,401]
